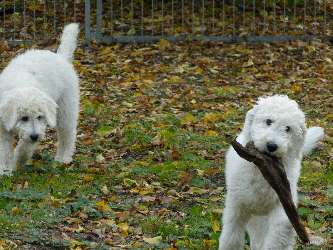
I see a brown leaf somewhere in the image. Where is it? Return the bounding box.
[168,150,182,159]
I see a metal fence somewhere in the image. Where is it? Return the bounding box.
[1,0,332,45]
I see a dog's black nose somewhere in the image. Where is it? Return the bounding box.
[267,141,278,152]
[30,133,39,141]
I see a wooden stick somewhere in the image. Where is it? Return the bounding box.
[231,138,310,244]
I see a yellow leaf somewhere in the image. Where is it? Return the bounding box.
[139,190,153,195]
[202,112,219,124]
[212,220,220,233]
[195,68,204,74]
[143,236,163,244]
[12,207,20,215]
[118,222,129,236]
[107,197,117,202]
[101,185,110,195]
[118,222,129,231]
[180,113,198,123]
[96,153,105,162]
[243,58,254,67]
[94,200,112,212]
[169,75,181,83]
[105,219,115,224]
[204,130,218,137]
[81,98,92,105]
[100,48,112,55]
[158,39,169,50]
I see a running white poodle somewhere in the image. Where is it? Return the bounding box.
[219,95,324,250]
[0,23,80,175]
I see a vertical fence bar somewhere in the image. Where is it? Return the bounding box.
[13,0,16,41]
[74,0,77,22]
[110,0,113,35]
[222,0,225,35]
[171,0,174,36]
[212,0,215,35]
[192,0,194,34]
[2,1,5,40]
[273,0,276,35]
[232,0,235,36]
[242,0,245,31]
[120,0,123,33]
[263,0,266,34]
[54,1,57,37]
[131,0,133,31]
[43,1,46,40]
[293,0,296,34]
[303,0,306,36]
[253,0,256,35]
[313,0,317,36]
[141,1,143,36]
[96,0,102,40]
[201,0,204,35]
[64,0,66,25]
[33,0,36,40]
[283,0,286,35]
[182,0,184,34]
[84,0,91,44]
[151,0,154,35]
[323,0,327,38]
[162,0,164,35]
[23,0,26,43]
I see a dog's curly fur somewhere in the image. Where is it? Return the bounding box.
[219,95,324,250]
[0,23,80,175]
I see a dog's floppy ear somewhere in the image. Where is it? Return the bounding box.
[39,93,58,128]
[0,90,20,131]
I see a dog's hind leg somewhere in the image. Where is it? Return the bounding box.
[54,106,78,164]
[14,140,39,168]
[55,124,77,164]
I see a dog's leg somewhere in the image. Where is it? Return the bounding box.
[219,197,247,250]
[55,124,77,163]
[14,140,39,168]
[54,91,79,164]
[55,109,78,164]
[260,208,296,250]
[0,131,15,175]
[247,215,269,250]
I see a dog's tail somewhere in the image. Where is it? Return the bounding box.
[57,23,79,63]
[302,126,325,156]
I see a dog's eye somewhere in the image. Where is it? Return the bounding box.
[285,126,291,132]
[37,116,42,120]
[266,119,273,126]
[21,116,29,122]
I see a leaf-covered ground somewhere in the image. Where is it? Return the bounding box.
[0,39,333,249]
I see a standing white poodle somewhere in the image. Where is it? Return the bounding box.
[0,23,80,175]
[219,95,324,250]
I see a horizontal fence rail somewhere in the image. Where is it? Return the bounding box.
[0,0,332,45]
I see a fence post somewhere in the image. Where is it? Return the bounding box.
[96,0,103,41]
[85,0,91,44]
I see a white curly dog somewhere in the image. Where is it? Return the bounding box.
[0,23,80,175]
[219,95,324,250]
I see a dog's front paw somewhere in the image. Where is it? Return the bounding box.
[55,155,73,164]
